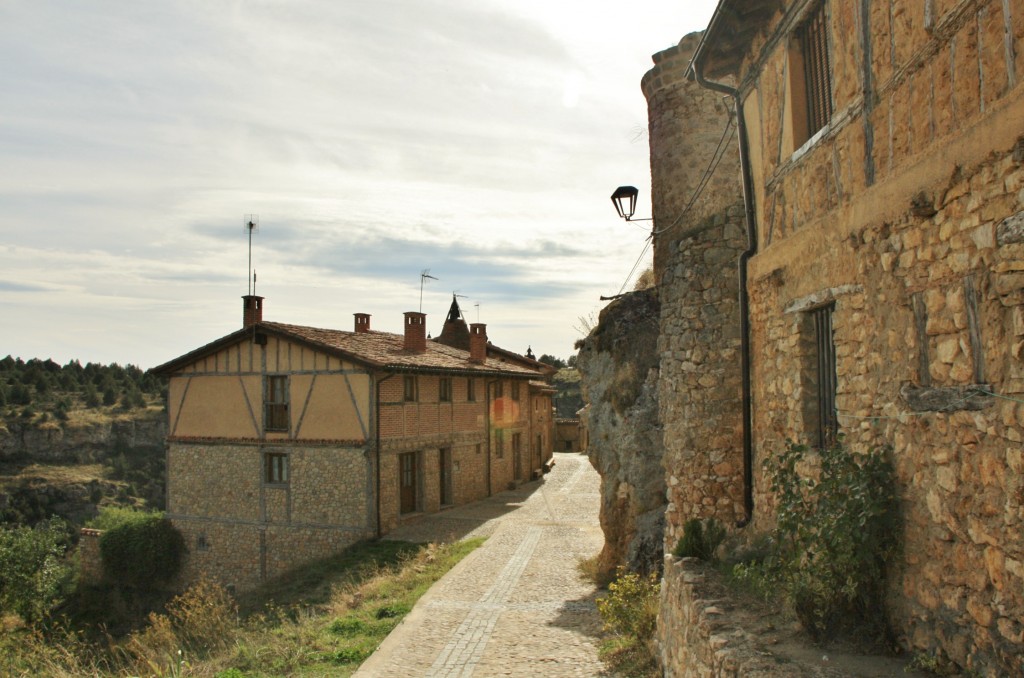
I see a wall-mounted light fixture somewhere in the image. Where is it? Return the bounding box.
[610,185,652,222]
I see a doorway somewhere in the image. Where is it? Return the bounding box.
[439,447,452,506]
[399,452,418,514]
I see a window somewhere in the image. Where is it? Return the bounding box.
[467,378,476,402]
[809,304,837,448]
[512,432,521,456]
[790,2,833,147]
[439,377,452,402]
[403,375,417,402]
[495,429,504,458]
[265,376,289,432]
[511,381,520,401]
[265,452,288,484]
[494,381,504,398]
[475,443,482,455]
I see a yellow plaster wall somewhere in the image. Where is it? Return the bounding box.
[294,373,370,441]
[172,375,260,439]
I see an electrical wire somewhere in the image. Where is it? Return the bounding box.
[610,107,737,296]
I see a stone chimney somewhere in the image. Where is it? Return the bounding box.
[354,313,371,333]
[243,295,264,328]
[469,323,487,363]
[404,312,427,352]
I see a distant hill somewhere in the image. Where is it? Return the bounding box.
[552,368,583,419]
[0,356,167,534]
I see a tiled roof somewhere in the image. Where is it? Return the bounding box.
[153,321,541,378]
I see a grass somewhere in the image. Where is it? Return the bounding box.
[1,537,484,677]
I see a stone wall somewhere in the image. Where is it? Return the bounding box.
[747,139,1024,674]
[576,289,665,577]
[168,442,374,589]
[643,33,747,555]
[77,527,103,584]
[721,1,1024,671]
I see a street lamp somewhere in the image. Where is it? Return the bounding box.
[610,185,652,222]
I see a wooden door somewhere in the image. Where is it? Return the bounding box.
[439,448,452,506]
[399,452,417,514]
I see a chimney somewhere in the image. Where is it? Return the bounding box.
[243,295,264,328]
[403,312,427,352]
[469,323,487,363]
[354,313,371,333]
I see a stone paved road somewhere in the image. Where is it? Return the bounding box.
[355,452,609,677]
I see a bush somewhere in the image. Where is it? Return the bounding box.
[758,438,899,639]
[597,567,660,640]
[0,520,71,622]
[99,511,186,587]
[672,517,726,561]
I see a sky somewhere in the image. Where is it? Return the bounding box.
[0,0,719,369]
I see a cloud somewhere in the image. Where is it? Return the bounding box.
[0,280,51,293]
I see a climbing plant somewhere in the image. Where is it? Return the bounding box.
[742,437,899,639]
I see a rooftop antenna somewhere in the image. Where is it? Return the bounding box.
[419,269,438,312]
[245,215,259,295]
[474,302,480,322]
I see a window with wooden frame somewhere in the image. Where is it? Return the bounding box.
[265,451,288,484]
[403,375,417,402]
[789,1,833,148]
[495,429,504,458]
[467,378,476,402]
[494,381,504,398]
[264,375,289,432]
[439,377,452,402]
[512,432,521,456]
[511,381,521,401]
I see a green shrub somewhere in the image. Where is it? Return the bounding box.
[99,511,185,587]
[87,505,160,531]
[597,566,660,639]
[673,517,726,561]
[760,438,899,639]
[0,519,71,622]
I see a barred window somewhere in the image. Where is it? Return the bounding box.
[265,376,289,432]
[792,2,833,145]
[265,452,288,484]
[810,305,837,447]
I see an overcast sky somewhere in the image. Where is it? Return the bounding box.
[0,0,718,368]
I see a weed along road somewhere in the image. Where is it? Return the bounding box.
[355,452,607,677]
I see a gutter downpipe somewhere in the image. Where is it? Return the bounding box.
[691,40,758,528]
[374,373,397,538]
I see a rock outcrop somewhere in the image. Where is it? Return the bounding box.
[0,415,165,463]
[576,289,665,577]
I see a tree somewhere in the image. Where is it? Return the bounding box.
[0,520,70,623]
[538,354,567,369]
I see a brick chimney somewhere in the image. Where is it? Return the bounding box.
[404,312,427,352]
[243,295,264,328]
[469,323,487,363]
[354,313,371,333]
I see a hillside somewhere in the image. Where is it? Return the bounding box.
[0,356,167,532]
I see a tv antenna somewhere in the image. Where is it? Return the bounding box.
[245,215,259,295]
[419,269,438,312]
[474,302,480,322]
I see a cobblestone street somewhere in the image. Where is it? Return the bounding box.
[355,452,608,677]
